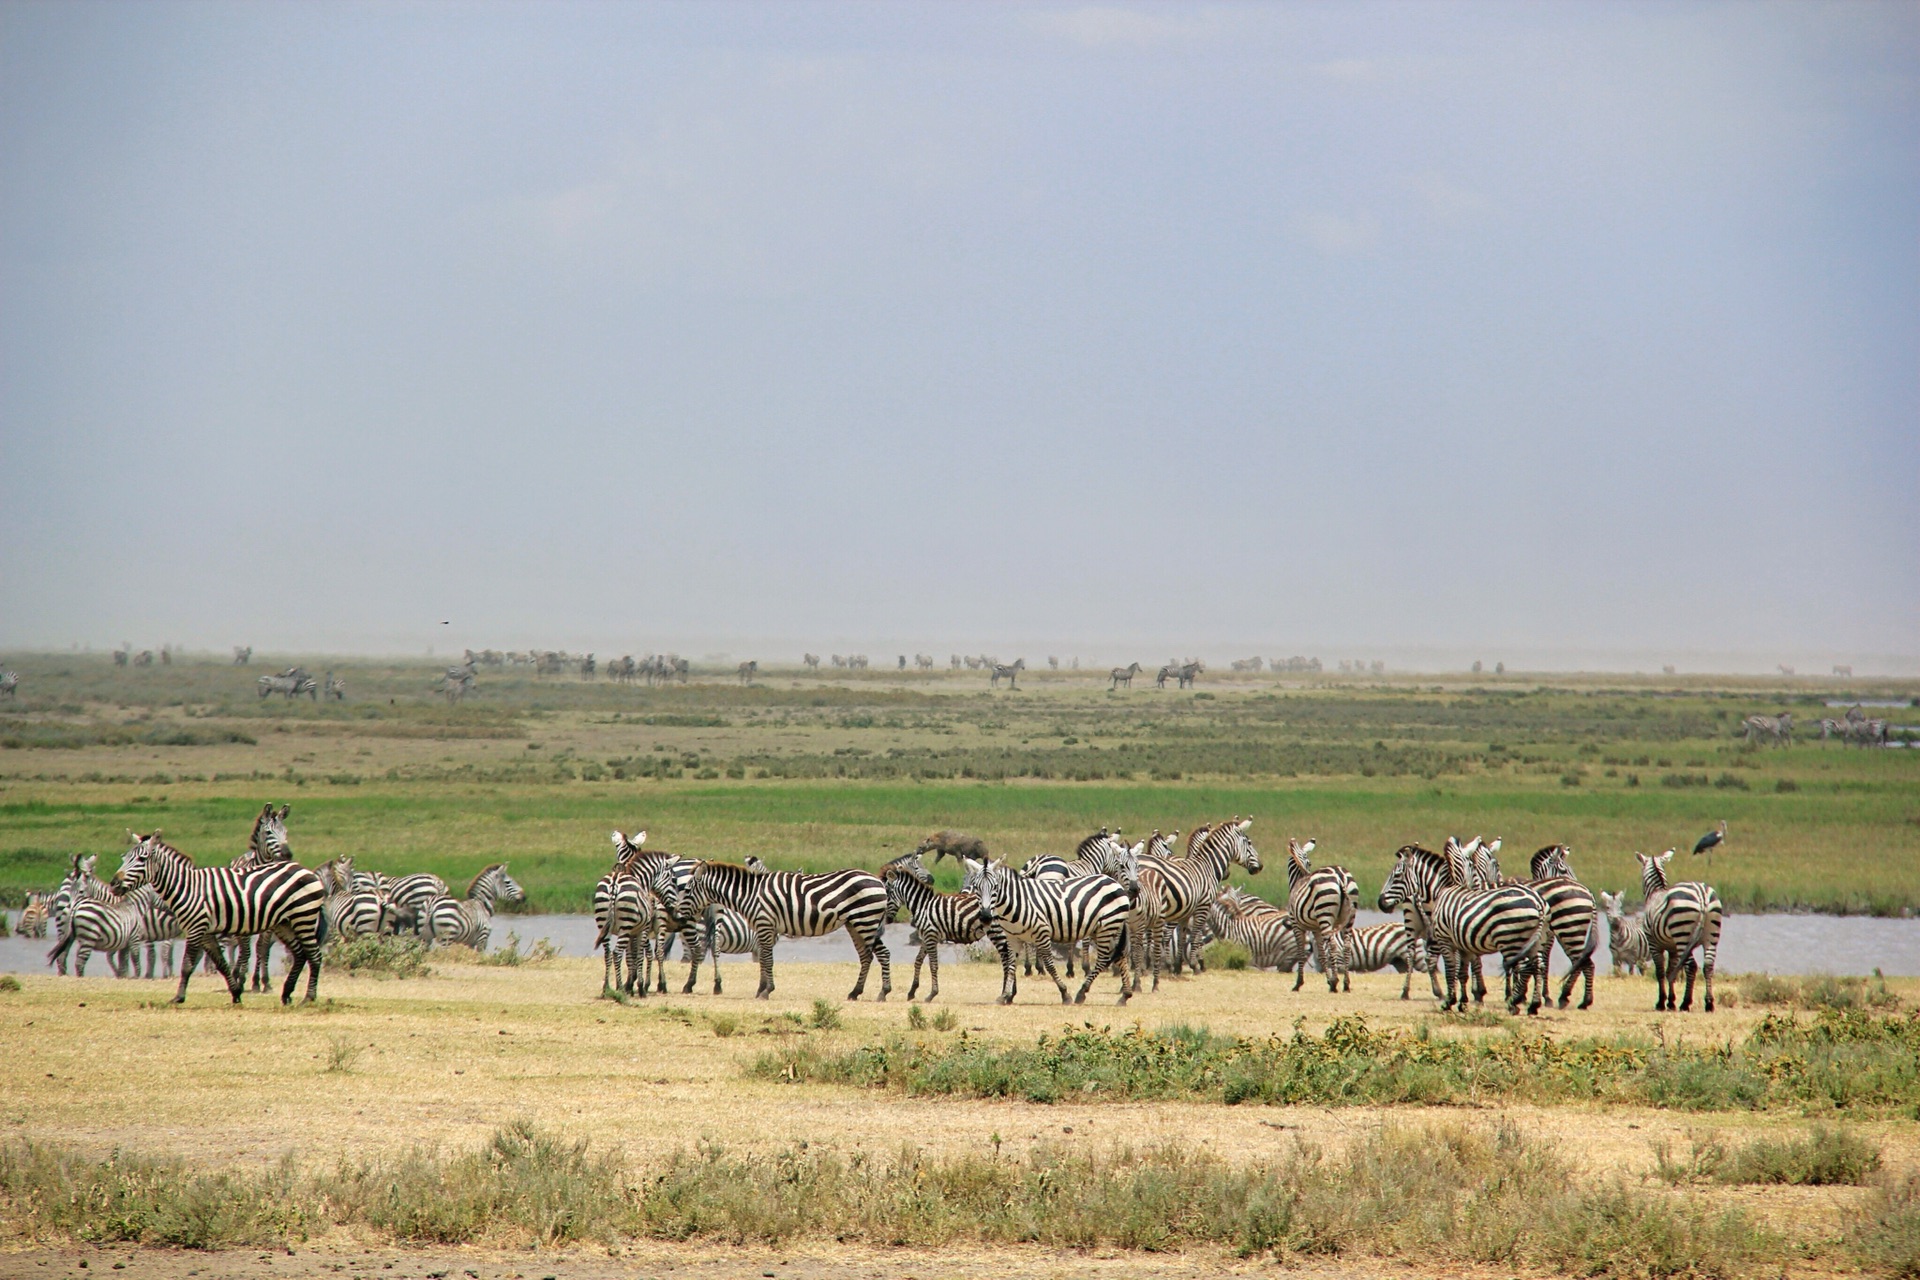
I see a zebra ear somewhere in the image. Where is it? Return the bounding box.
[1238,818,1252,831]
[633,830,646,846]
[277,803,290,821]
[610,831,624,848]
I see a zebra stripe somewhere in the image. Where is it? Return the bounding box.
[383,872,450,934]
[423,864,525,950]
[1636,851,1724,1012]
[1477,841,1600,1011]
[1136,820,1261,990]
[881,853,1001,1002]
[1207,887,1310,973]
[1325,921,1440,1000]
[1598,890,1651,976]
[1282,837,1358,993]
[112,832,328,1004]
[682,861,892,1001]
[966,856,1132,1006]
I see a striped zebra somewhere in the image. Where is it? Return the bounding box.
[1471,841,1601,1011]
[682,860,892,1000]
[47,883,179,979]
[440,663,477,703]
[233,646,252,665]
[609,830,726,995]
[322,672,346,701]
[989,658,1026,688]
[1109,662,1142,690]
[1323,921,1441,999]
[316,858,385,939]
[1598,890,1651,976]
[1282,838,1358,993]
[965,856,1132,1005]
[921,828,1098,979]
[1207,887,1311,973]
[591,869,660,997]
[422,864,525,950]
[227,804,299,992]
[112,832,328,1004]
[381,872,450,935]
[1135,821,1262,990]
[1636,851,1724,1012]
[1741,713,1792,745]
[0,670,18,699]
[47,854,160,977]
[880,852,1000,1002]
[17,892,51,938]
[1382,840,1548,1015]
[256,670,316,699]
[737,660,758,685]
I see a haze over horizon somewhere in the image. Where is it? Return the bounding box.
[3,3,1916,669]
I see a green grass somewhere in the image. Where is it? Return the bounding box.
[0,653,1914,913]
[0,1118,1793,1272]
[749,1007,1920,1114]
[1654,1125,1883,1186]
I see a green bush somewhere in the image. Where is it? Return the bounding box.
[1201,939,1252,971]
[322,933,432,979]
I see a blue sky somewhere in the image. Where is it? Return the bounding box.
[2,2,1915,668]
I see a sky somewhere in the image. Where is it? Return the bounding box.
[2,1,1916,671]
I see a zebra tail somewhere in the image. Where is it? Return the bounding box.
[46,926,78,970]
[314,907,330,950]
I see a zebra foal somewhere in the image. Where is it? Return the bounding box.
[881,852,1002,1001]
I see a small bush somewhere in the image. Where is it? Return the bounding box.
[1775,777,1799,793]
[1739,972,1900,1011]
[1722,1126,1880,1186]
[323,934,432,979]
[1559,772,1582,787]
[808,998,842,1030]
[324,1034,364,1074]
[1201,939,1252,971]
[0,912,10,938]
[930,1008,957,1031]
[906,1005,926,1030]
[711,1015,739,1038]
[1662,772,1710,789]
[0,975,20,993]
[1712,771,1749,790]
[468,932,561,967]
[1850,1171,1920,1277]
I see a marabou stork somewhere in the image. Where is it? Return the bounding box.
[1692,820,1727,870]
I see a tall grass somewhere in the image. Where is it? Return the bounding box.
[0,1119,1788,1273]
[749,1008,1920,1114]
[1654,1126,1882,1186]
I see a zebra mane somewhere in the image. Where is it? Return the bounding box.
[1072,829,1113,861]
[1184,824,1216,856]
[1530,845,1568,877]
[466,863,505,897]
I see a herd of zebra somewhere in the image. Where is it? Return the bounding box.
[25,804,525,1004]
[256,666,346,701]
[1743,707,1897,747]
[581,820,1723,1014]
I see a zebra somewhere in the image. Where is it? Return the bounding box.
[47,883,179,979]
[580,653,596,679]
[680,860,892,1001]
[609,830,730,995]
[1819,717,1845,743]
[422,865,525,950]
[112,831,328,1003]
[1109,662,1142,690]
[1848,718,1891,747]
[135,650,154,666]
[316,856,385,940]
[0,670,18,699]
[950,655,962,670]
[322,672,346,701]
[439,663,477,703]
[591,869,660,997]
[257,669,316,699]
[1177,659,1204,688]
[1598,891,1651,976]
[989,658,1026,688]
[1281,837,1358,993]
[737,660,758,685]
[1382,840,1548,1015]
[803,653,821,671]
[1012,830,1136,980]
[1155,663,1176,689]
[232,646,252,665]
[1636,851,1723,1012]
[113,648,130,667]
[228,804,299,992]
[965,856,1132,1005]
[1833,664,1854,677]
[880,852,1001,1001]
[1472,841,1600,1011]
[1207,886,1311,973]
[1134,820,1262,991]
[1741,713,1792,745]
[916,654,935,671]
[381,872,448,935]
[1323,921,1441,999]
[17,892,51,938]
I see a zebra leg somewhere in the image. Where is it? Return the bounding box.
[990,925,1018,1005]
[1400,961,1412,1000]
[602,940,618,996]
[1471,955,1487,1004]
[924,943,940,1002]
[251,933,271,992]
[1319,932,1339,994]
[1701,945,1716,1013]
[1679,954,1697,1012]
[228,937,252,1003]
[907,941,927,1000]
[753,921,778,999]
[846,927,874,1001]
[680,923,703,994]
[1651,949,1670,1011]
[1032,931,1071,1003]
[870,928,891,1001]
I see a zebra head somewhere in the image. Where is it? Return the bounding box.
[1442,837,1481,888]
[610,829,648,859]
[1531,845,1573,880]
[1471,838,1503,888]
[1285,837,1315,887]
[1223,818,1261,875]
[496,867,526,905]
[971,858,1009,923]
[112,832,162,893]
[1636,850,1674,895]
[249,803,293,863]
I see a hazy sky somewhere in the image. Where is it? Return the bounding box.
[3,2,1916,668]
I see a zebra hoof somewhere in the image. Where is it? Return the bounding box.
[1703,998,1714,1012]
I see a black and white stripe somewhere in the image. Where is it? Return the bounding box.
[1384,840,1548,1015]
[423,864,525,950]
[112,832,328,1004]
[1282,837,1358,993]
[1136,820,1262,990]
[1598,890,1651,975]
[1636,851,1724,1012]
[880,853,1001,1002]
[965,856,1132,1005]
[1325,921,1440,999]
[682,860,892,1000]
[1207,887,1310,973]
[382,872,450,935]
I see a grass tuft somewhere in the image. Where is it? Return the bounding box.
[323,1034,364,1074]
[808,998,842,1030]
[1656,1126,1880,1186]
[1850,1170,1920,1277]
[323,933,432,979]
[1200,939,1252,971]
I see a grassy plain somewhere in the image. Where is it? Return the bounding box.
[0,652,1915,913]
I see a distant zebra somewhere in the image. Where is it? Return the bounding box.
[1819,717,1845,743]
[1208,887,1310,973]
[113,648,130,667]
[880,853,1000,1001]
[803,653,821,672]
[1324,921,1440,999]
[1598,891,1651,976]
[322,672,346,701]
[916,654,935,671]
[681,860,892,1000]
[1282,837,1358,992]
[1636,851,1723,1012]
[232,646,252,665]
[966,856,1132,1005]
[737,660,758,685]
[990,658,1026,688]
[439,663,477,703]
[257,669,316,699]
[1048,656,1059,670]
[1847,718,1890,747]
[135,650,153,666]
[1741,713,1792,746]
[1155,663,1176,688]
[112,832,328,1003]
[422,864,524,950]
[381,872,449,935]
[0,670,18,699]
[17,892,51,938]
[1109,662,1142,690]
[950,655,963,670]
[1177,660,1204,688]
[47,883,178,979]
[1833,664,1853,678]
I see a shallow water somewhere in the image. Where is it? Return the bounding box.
[8,910,1918,978]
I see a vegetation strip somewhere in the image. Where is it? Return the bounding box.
[4,1119,1912,1275]
[750,1008,1920,1113]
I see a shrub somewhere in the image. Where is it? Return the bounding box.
[323,934,432,979]
[1850,1171,1920,1277]
[930,1008,957,1032]
[324,1034,364,1074]
[0,975,20,993]
[467,932,561,967]
[711,1015,739,1038]
[1712,771,1749,790]
[1201,939,1252,971]
[906,1005,926,1030]
[1775,777,1799,792]
[808,998,842,1030]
